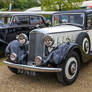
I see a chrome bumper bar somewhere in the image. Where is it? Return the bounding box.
[3,61,62,72]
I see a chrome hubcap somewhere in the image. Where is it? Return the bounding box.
[70,63,76,75]
[83,38,89,54]
[65,57,77,79]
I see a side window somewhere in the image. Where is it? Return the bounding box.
[61,15,69,23]
[0,16,12,25]
[53,15,61,26]
[87,15,92,29]
[13,15,29,25]
[30,16,43,25]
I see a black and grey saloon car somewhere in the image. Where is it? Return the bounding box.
[0,12,51,55]
[29,11,63,26]
[3,9,92,85]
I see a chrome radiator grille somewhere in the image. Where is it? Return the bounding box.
[28,31,45,61]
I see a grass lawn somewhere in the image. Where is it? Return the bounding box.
[0,61,4,66]
[0,8,25,11]
[0,57,6,66]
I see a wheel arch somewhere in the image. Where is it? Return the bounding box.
[62,43,85,65]
[76,32,90,54]
[72,48,83,64]
[43,42,86,65]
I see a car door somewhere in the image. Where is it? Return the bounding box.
[5,15,17,43]
[13,15,31,36]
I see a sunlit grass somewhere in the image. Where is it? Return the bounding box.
[0,57,7,66]
[0,62,3,66]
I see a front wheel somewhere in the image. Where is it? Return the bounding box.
[57,51,80,85]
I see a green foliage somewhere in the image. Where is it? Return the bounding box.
[0,0,40,11]
[41,0,85,11]
[13,0,40,10]
[0,0,10,9]
[0,61,3,66]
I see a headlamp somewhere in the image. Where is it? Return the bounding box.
[16,33,28,45]
[10,53,17,61]
[43,35,54,47]
[34,56,42,66]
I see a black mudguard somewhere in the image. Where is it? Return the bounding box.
[43,42,87,65]
[6,40,29,64]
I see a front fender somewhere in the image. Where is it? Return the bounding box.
[43,42,85,65]
[6,40,29,64]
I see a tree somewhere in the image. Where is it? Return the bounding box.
[41,0,84,11]
[0,0,40,10]
[0,0,10,9]
[13,0,40,10]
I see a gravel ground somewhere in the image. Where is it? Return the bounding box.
[0,58,92,92]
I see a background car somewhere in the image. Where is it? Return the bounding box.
[0,12,51,56]
[26,11,63,26]
[0,11,66,57]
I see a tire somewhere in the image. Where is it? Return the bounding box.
[76,32,90,54]
[0,43,6,58]
[8,67,19,74]
[57,51,80,85]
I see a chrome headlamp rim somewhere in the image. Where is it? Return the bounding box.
[43,35,54,47]
[16,33,28,45]
[34,56,42,66]
[10,53,17,61]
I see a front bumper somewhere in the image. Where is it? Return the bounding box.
[3,61,62,72]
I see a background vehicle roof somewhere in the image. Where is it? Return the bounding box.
[0,11,61,16]
[26,11,61,15]
[61,9,92,14]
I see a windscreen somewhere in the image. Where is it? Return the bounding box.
[61,13,84,26]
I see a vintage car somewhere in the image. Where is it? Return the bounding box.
[3,9,92,85]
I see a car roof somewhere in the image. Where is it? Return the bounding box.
[61,9,92,14]
[0,13,46,18]
[24,11,60,15]
[0,12,41,16]
[0,11,61,16]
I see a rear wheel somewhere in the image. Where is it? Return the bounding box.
[76,32,90,54]
[57,51,80,85]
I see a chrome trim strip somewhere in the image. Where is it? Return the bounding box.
[3,61,62,72]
